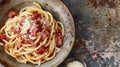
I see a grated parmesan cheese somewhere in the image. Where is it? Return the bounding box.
[21,17,31,34]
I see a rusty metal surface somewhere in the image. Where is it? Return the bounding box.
[59,0,120,67]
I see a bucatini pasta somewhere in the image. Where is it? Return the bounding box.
[0,2,64,65]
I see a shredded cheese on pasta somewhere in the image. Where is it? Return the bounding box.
[0,2,64,65]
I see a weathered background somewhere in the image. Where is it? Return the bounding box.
[59,0,120,67]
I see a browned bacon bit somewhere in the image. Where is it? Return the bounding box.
[19,16,26,25]
[8,9,18,18]
[27,29,30,34]
[54,28,62,36]
[32,11,41,20]
[0,34,8,40]
[11,27,20,34]
[31,27,38,36]
[35,19,40,24]
[37,46,47,54]
[26,39,34,44]
[37,26,43,32]
[54,28,63,48]
[45,24,51,32]
[40,32,49,41]
[56,35,63,48]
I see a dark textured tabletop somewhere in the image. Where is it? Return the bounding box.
[59,0,120,67]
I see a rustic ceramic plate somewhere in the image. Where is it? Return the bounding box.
[0,0,75,67]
